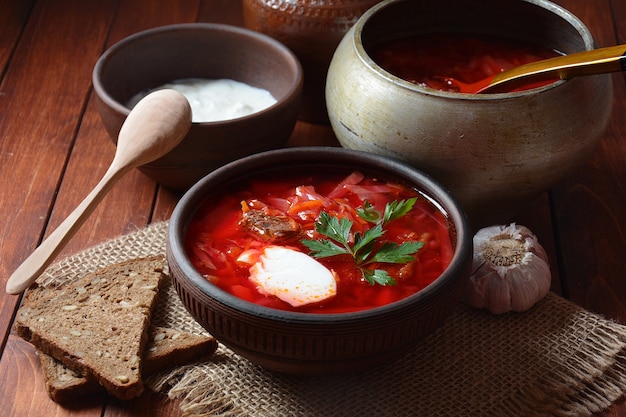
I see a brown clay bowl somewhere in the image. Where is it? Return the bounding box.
[93,23,303,191]
[326,0,613,229]
[166,147,472,375]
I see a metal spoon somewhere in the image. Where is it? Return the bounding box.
[5,89,192,294]
[447,43,626,94]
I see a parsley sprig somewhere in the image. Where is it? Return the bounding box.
[301,198,424,286]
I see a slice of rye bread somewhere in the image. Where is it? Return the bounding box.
[15,256,166,400]
[37,326,218,403]
[142,326,218,376]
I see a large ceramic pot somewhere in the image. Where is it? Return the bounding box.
[326,0,613,229]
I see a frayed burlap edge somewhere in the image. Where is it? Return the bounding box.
[146,295,626,417]
[37,221,626,417]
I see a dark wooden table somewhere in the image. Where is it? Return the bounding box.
[0,0,624,415]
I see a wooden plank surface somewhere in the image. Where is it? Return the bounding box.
[0,0,117,355]
[549,0,626,322]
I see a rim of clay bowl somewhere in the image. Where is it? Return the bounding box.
[352,0,595,100]
[167,147,472,324]
[92,22,303,125]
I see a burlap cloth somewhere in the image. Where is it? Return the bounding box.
[38,221,626,416]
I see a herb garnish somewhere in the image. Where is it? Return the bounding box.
[301,198,424,286]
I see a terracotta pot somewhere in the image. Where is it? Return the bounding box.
[326,0,614,229]
[243,0,380,124]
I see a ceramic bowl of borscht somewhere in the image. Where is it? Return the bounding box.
[326,0,613,229]
[166,147,472,375]
[93,23,302,191]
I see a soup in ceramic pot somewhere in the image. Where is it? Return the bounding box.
[369,33,561,93]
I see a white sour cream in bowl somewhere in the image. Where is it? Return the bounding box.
[127,78,277,123]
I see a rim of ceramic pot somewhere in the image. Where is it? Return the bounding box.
[352,0,595,100]
[92,22,303,125]
[167,147,472,324]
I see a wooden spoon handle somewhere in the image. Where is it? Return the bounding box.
[5,90,191,295]
[5,166,131,295]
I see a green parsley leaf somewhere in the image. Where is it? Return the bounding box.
[368,241,424,264]
[301,238,350,258]
[353,224,385,258]
[356,201,382,223]
[301,198,423,287]
[382,197,418,224]
[315,212,351,247]
[362,268,397,286]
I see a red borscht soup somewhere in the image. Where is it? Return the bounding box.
[185,171,454,314]
[369,33,561,93]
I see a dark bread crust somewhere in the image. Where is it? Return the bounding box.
[37,351,102,403]
[15,256,166,400]
[38,326,218,403]
[142,326,218,375]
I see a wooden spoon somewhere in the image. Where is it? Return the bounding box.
[5,89,192,294]
[447,44,626,94]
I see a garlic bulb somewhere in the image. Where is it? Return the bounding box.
[466,223,551,314]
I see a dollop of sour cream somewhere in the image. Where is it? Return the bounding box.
[239,246,337,307]
[127,78,277,123]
